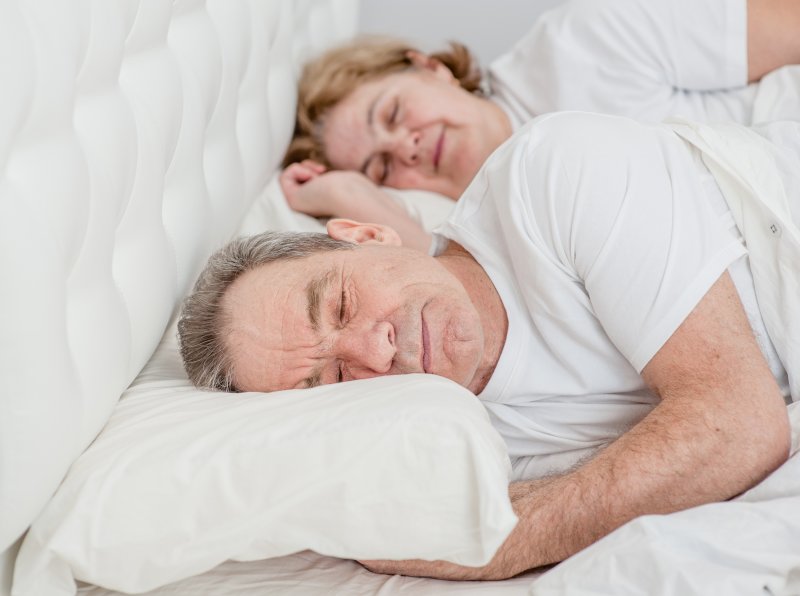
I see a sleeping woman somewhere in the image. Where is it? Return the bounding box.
[280,0,800,251]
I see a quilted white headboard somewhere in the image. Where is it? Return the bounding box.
[0,0,358,587]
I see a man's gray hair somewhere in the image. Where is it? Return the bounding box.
[178,230,354,392]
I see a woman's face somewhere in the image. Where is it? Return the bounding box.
[320,65,511,199]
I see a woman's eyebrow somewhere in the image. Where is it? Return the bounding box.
[367,90,386,128]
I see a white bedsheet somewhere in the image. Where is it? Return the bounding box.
[77,553,540,596]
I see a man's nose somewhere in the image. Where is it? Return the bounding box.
[337,321,396,379]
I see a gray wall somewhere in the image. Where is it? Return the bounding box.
[358,0,565,67]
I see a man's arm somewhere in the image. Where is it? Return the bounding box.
[361,272,791,580]
[748,0,800,81]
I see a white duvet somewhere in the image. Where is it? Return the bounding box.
[532,402,800,595]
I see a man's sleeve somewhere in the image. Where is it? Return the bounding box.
[523,113,747,372]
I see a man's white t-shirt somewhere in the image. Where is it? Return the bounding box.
[434,112,790,478]
[488,0,799,128]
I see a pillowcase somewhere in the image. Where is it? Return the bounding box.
[237,176,456,239]
[13,326,516,595]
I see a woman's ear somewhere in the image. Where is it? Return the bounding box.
[405,50,455,83]
[327,219,402,246]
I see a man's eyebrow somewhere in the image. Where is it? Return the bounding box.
[301,271,335,389]
[305,269,335,333]
[303,364,323,389]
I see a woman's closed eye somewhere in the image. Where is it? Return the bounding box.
[387,98,399,126]
[378,155,391,184]
[363,99,400,184]
[365,153,391,185]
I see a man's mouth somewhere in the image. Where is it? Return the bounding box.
[421,316,431,373]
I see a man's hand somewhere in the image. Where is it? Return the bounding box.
[356,478,558,581]
[358,558,493,581]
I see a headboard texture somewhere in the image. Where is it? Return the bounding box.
[0,0,358,587]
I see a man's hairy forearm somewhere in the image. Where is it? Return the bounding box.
[500,394,788,576]
[362,392,787,581]
[486,273,792,578]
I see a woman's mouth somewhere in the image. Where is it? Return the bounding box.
[433,130,444,170]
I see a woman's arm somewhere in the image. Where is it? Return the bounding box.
[280,161,433,252]
[748,0,800,81]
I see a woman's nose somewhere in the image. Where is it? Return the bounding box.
[337,321,396,378]
[387,128,420,166]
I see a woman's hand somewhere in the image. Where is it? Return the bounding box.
[280,160,433,252]
[280,159,338,217]
[281,160,394,219]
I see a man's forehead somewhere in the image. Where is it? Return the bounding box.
[227,326,321,393]
[224,258,342,391]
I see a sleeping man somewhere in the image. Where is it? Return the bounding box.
[177,112,799,580]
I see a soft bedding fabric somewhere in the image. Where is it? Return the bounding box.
[489,0,754,128]
[530,402,800,596]
[668,118,800,400]
[76,552,540,596]
[74,404,800,596]
[0,0,361,586]
[74,468,800,596]
[12,325,516,595]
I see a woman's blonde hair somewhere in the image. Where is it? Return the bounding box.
[283,36,483,168]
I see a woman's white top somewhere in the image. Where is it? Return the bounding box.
[489,0,798,128]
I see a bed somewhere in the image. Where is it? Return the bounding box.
[2,1,800,595]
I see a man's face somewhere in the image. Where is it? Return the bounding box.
[221,243,487,393]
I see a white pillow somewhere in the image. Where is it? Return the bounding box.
[13,326,516,595]
[381,187,456,232]
[237,175,455,239]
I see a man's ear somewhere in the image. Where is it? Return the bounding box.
[327,219,402,246]
[406,50,456,84]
